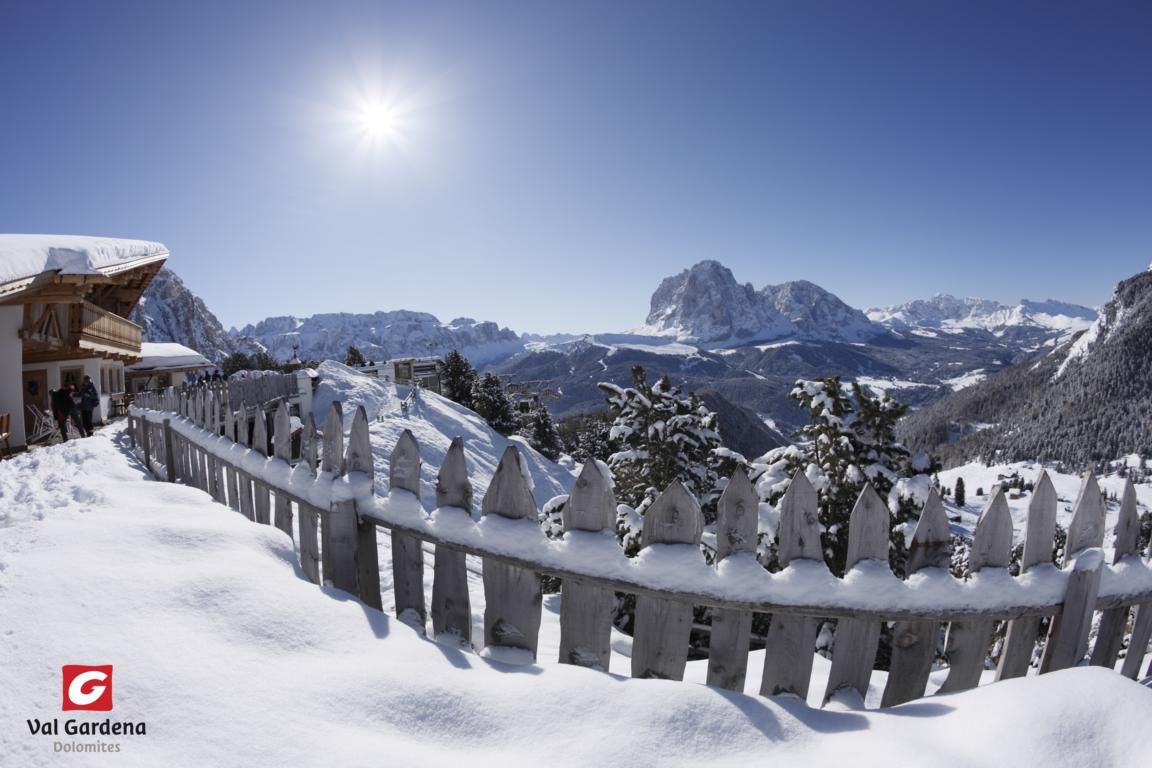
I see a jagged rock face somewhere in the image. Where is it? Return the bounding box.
[644,261,880,344]
[868,294,1096,337]
[131,267,236,362]
[233,311,523,366]
[760,280,876,341]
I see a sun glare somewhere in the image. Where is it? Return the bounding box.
[358,101,400,141]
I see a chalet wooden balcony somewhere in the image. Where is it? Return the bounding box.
[21,300,143,362]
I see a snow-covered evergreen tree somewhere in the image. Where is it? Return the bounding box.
[438,349,477,410]
[521,405,562,461]
[471,372,519,436]
[955,477,966,506]
[755,376,939,577]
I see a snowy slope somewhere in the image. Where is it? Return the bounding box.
[2,431,1151,767]
[310,360,574,507]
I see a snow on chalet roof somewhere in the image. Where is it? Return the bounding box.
[0,234,169,291]
[126,343,213,372]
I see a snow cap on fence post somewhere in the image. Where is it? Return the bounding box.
[436,437,472,511]
[906,488,952,572]
[390,429,421,495]
[716,468,757,560]
[641,482,703,547]
[564,459,616,532]
[345,406,373,478]
[844,483,889,568]
[482,446,535,519]
[777,471,823,565]
[322,402,344,475]
[1065,471,1105,561]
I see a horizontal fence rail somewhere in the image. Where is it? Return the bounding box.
[127,385,1152,708]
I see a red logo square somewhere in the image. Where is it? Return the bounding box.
[62,665,113,711]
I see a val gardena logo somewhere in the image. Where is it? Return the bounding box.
[26,665,148,754]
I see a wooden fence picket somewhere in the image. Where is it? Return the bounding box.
[938,488,1012,694]
[272,403,294,539]
[481,446,543,656]
[824,484,889,705]
[389,430,426,629]
[882,488,951,706]
[761,471,825,698]
[431,437,473,643]
[320,402,344,581]
[348,407,382,609]
[558,459,616,670]
[251,407,271,525]
[236,405,256,521]
[997,472,1058,680]
[1041,474,1107,672]
[632,482,703,680]
[297,414,322,585]
[1090,480,1139,667]
[707,469,758,691]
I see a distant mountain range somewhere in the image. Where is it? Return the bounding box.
[135,258,1117,461]
[899,267,1152,467]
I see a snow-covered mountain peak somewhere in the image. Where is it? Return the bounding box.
[131,266,236,362]
[641,261,879,345]
[867,293,1096,339]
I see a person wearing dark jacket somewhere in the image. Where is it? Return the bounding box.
[78,375,99,437]
[50,385,77,442]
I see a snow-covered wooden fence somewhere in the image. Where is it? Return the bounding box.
[126,388,1152,708]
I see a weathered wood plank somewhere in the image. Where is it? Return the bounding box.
[1120,600,1152,679]
[761,471,823,698]
[482,446,543,656]
[997,471,1058,680]
[882,489,951,707]
[633,482,702,680]
[1040,548,1105,673]
[162,418,176,483]
[938,488,1012,694]
[390,429,426,628]
[824,484,889,706]
[432,437,473,644]
[320,402,343,582]
[1065,472,1106,558]
[1090,480,1140,667]
[347,406,381,610]
[251,407,271,525]
[559,459,616,670]
[297,414,321,585]
[324,403,359,595]
[270,402,294,539]
[707,469,757,691]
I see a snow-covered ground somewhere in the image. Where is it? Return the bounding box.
[3,425,1152,766]
[937,459,1152,552]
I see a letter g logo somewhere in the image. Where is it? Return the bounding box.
[62,665,114,711]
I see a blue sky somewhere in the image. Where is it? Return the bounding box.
[1,1,1149,334]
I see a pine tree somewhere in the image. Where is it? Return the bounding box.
[597,365,746,556]
[471,373,519,436]
[522,405,562,461]
[438,350,477,410]
[955,477,966,507]
[758,376,938,577]
[345,345,367,367]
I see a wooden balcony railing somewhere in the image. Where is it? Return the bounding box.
[68,301,142,356]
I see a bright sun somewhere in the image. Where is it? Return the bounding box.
[358,101,400,141]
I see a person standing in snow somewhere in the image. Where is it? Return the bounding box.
[51,385,78,442]
[78,375,99,437]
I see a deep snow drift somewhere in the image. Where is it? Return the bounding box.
[2,428,1151,766]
